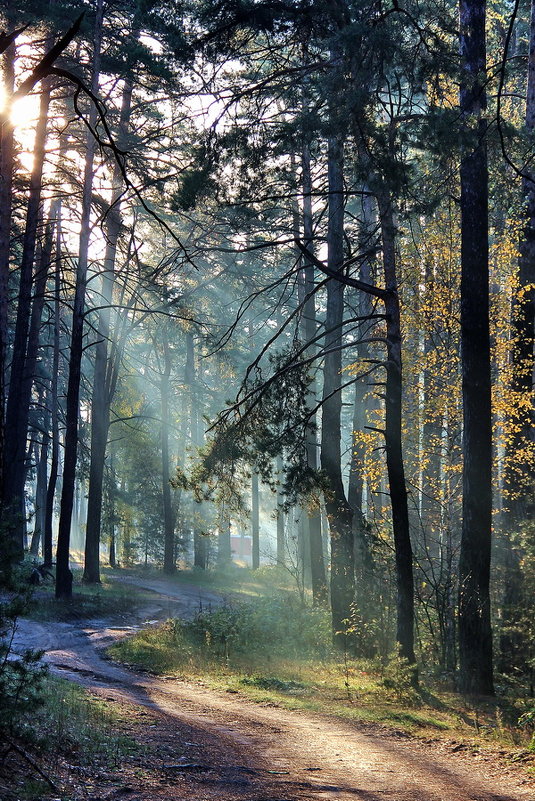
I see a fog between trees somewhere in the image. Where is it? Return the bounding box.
[0,0,533,697]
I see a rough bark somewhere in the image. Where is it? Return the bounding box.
[251,471,260,570]
[377,194,416,666]
[84,71,134,583]
[44,208,62,569]
[321,133,355,642]
[0,43,15,563]
[56,0,104,599]
[301,139,328,604]
[498,0,535,674]
[458,0,494,695]
[2,75,51,555]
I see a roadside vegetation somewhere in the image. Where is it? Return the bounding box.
[107,569,535,763]
[0,675,141,800]
[0,569,140,799]
[23,565,150,621]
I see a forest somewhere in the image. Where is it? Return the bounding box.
[0,0,534,748]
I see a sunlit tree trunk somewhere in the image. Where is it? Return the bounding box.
[321,132,355,643]
[301,138,328,604]
[84,67,134,583]
[107,444,117,568]
[56,0,104,599]
[377,193,415,667]
[218,508,232,564]
[161,334,176,574]
[187,331,207,570]
[0,42,15,525]
[458,0,494,695]
[251,470,260,570]
[276,454,285,566]
[2,70,51,556]
[347,192,376,623]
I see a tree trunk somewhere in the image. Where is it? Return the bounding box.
[276,454,286,566]
[185,330,206,570]
[421,262,443,560]
[44,207,62,569]
[251,471,260,570]
[161,335,176,574]
[0,43,15,527]
[84,71,134,583]
[218,510,232,564]
[321,132,355,643]
[107,445,117,569]
[2,74,51,555]
[347,192,376,621]
[458,0,494,695]
[301,138,328,604]
[56,0,104,599]
[497,0,535,676]
[377,193,416,667]
[30,429,49,557]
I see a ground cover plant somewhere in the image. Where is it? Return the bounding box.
[0,675,140,800]
[26,567,147,621]
[108,586,535,760]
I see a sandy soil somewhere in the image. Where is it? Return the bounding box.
[11,575,535,801]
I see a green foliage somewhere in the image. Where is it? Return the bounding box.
[518,708,535,751]
[339,603,383,659]
[185,594,332,661]
[0,574,47,741]
[174,164,210,211]
[27,574,141,622]
[240,675,307,694]
[32,677,139,765]
[111,593,332,674]
[381,652,419,705]
[186,344,328,512]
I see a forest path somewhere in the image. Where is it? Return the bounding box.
[14,574,535,801]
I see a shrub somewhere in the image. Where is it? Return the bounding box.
[0,572,47,741]
[381,652,419,704]
[518,708,535,751]
[184,595,332,662]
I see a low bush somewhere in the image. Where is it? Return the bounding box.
[0,572,47,743]
[110,594,332,674]
[184,595,332,662]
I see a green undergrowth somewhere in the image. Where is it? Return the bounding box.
[35,676,138,764]
[26,571,144,621]
[1,675,139,800]
[108,591,535,757]
[114,561,299,600]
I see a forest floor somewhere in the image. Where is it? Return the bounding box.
[8,574,535,801]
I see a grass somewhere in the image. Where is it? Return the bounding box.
[108,586,535,758]
[34,676,138,766]
[26,569,145,621]
[114,560,300,600]
[1,675,140,800]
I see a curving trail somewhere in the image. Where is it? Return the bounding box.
[13,576,535,801]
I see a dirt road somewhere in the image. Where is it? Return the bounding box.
[13,576,535,801]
